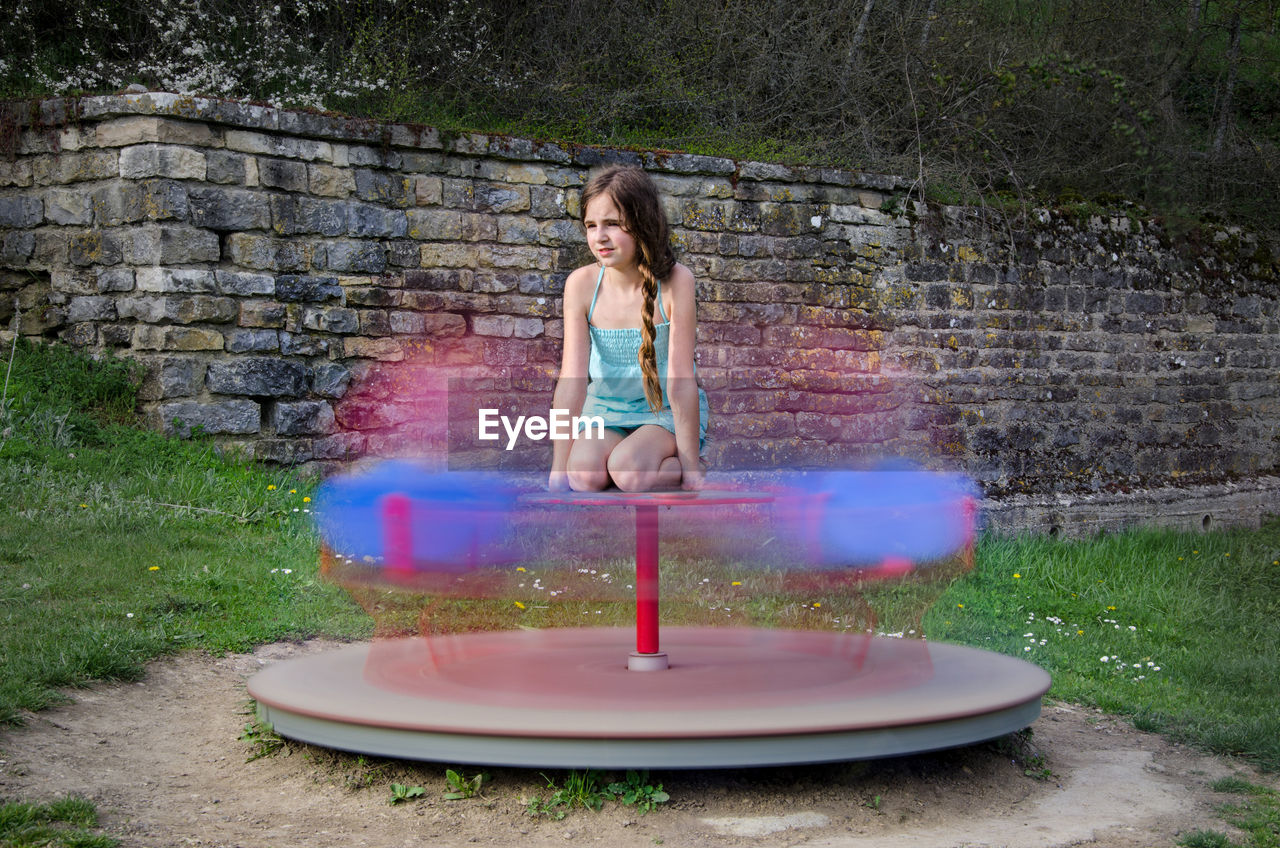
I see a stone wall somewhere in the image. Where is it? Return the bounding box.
[2,94,1278,535]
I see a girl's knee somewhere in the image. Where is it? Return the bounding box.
[567,467,610,491]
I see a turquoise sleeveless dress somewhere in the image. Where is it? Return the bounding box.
[577,267,709,450]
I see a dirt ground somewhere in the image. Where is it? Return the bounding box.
[0,639,1272,848]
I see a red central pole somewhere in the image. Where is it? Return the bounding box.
[634,504,660,656]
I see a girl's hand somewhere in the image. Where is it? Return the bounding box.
[547,469,571,492]
[681,461,707,491]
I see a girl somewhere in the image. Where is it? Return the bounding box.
[547,166,708,492]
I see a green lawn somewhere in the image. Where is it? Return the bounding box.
[2,340,1278,781]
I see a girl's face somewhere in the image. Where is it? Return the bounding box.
[583,192,638,272]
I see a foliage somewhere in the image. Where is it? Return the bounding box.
[388,783,426,805]
[443,768,488,800]
[2,1,1279,234]
[604,770,670,814]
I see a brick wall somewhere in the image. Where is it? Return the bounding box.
[2,94,1278,534]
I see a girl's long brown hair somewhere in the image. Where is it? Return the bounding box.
[580,166,675,413]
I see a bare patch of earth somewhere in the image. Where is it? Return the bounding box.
[0,640,1272,848]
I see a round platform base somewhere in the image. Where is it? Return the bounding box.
[248,628,1050,769]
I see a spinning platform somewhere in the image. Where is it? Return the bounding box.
[250,485,1050,768]
[249,626,1050,768]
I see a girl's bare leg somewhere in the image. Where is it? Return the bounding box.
[565,428,625,491]
[607,425,682,492]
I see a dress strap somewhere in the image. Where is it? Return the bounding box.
[655,276,670,324]
[586,266,605,323]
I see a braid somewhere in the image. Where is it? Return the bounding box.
[638,259,663,413]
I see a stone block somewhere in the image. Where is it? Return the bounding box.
[0,159,34,187]
[302,306,359,334]
[136,268,217,293]
[51,269,99,295]
[512,317,544,339]
[404,269,467,291]
[161,399,260,437]
[31,151,118,185]
[354,169,413,207]
[207,357,308,397]
[0,196,43,228]
[414,175,442,205]
[225,328,280,352]
[359,310,391,336]
[472,315,515,337]
[312,431,365,460]
[345,286,399,307]
[389,311,426,334]
[388,240,420,267]
[530,185,567,218]
[407,208,462,240]
[133,325,224,351]
[538,219,581,247]
[68,229,121,267]
[67,295,117,322]
[95,116,221,148]
[442,179,530,213]
[59,323,98,346]
[225,233,314,271]
[420,243,479,268]
[232,303,282,334]
[99,324,133,347]
[119,144,207,180]
[341,337,404,361]
[226,130,332,162]
[92,181,189,226]
[324,240,387,273]
[270,195,347,237]
[276,274,342,302]
[257,157,309,192]
[216,270,274,296]
[137,355,206,400]
[188,186,271,230]
[279,331,330,356]
[42,189,92,225]
[96,268,134,292]
[498,216,540,244]
[270,400,336,435]
[347,202,407,238]
[31,231,70,266]
[1,232,35,266]
[164,295,238,324]
[308,163,355,197]
[312,362,352,398]
[116,296,166,323]
[206,150,249,184]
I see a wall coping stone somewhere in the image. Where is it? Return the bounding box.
[21,94,911,191]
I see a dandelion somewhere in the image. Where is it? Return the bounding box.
[303,496,311,503]
[268,485,276,491]
[513,601,525,610]
[813,602,821,608]
[957,604,964,609]
[148,566,160,572]
[731,581,742,586]
[1013,573,1021,579]
[516,567,526,572]
[289,489,297,494]
[1107,606,1116,611]
[1078,630,1085,635]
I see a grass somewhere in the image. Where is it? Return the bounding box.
[2,339,1279,786]
[0,795,117,848]
[0,339,370,724]
[928,527,1280,771]
[1178,777,1280,848]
